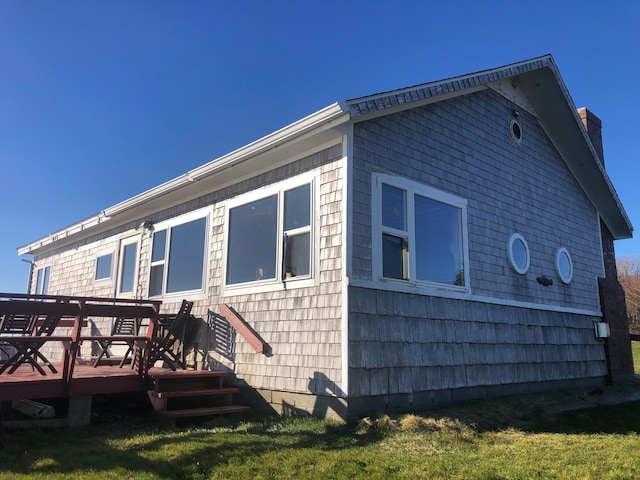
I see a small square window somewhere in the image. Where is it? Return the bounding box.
[95,253,113,280]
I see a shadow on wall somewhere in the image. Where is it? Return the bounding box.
[207,311,236,362]
[173,314,229,371]
[282,371,348,420]
[181,314,345,419]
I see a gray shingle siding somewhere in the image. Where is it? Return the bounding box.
[349,288,606,398]
[352,88,603,310]
[32,143,345,396]
[347,87,607,404]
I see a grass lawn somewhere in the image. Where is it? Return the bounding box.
[1,385,640,480]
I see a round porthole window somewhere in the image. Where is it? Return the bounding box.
[510,119,522,144]
[556,247,573,284]
[507,233,530,274]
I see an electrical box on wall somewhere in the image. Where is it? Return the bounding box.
[594,322,610,338]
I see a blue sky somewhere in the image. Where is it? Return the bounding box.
[1,1,638,293]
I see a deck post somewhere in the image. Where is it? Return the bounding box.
[62,300,85,389]
[67,395,92,427]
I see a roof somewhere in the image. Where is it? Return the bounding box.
[18,54,632,255]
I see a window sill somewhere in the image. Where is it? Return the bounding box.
[222,277,317,298]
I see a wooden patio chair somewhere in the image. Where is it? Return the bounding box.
[0,313,37,363]
[92,316,140,368]
[0,313,62,375]
[149,300,193,371]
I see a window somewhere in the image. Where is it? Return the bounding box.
[35,266,51,294]
[226,180,312,287]
[556,247,573,284]
[149,211,208,297]
[510,119,523,144]
[507,233,530,274]
[95,253,113,281]
[117,239,138,296]
[374,174,469,290]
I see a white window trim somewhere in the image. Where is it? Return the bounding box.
[147,206,212,300]
[116,236,141,298]
[556,246,574,284]
[222,172,319,296]
[94,250,115,284]
[35,265,52,295]
[372,173,470,293]
[507,233,530,275]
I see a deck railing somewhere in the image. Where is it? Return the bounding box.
[0,293,161,389]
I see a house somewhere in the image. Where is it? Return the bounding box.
[18,55,634,420]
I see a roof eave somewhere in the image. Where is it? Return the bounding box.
[517,65,633,240]
[18,102,349,256]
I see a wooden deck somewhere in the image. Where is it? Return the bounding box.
[0,362,166,401]
[0,293,161,402]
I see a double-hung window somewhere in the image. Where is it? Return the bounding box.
[225,178,313,288]
[374,173,469,291]
[149,208,209,297]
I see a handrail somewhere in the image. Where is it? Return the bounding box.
[219,304,266,354]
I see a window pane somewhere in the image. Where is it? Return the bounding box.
[166,218,206,293]
[119,243,137,294]
[382,184,406,231]
[285,232,310,278]
[149,264,164,297]
[558,253,571,278]
[41,266,51,294]
[227,195,278,284]
[95,254,113,280]
[151,229,167,262]
[284,184,310,231]
[512,238,527,270]
[415,195,464,286]
[382,234,407,279]
[36,269,43,294]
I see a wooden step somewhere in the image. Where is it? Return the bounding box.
[148,370,230,392]
[152,387,239,399]
[148,370,230,380]
[159,405,250,419]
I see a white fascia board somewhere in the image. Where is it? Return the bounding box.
[18,102,349,256]
[104,102,347,217]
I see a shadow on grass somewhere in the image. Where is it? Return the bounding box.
[0,392,379,478]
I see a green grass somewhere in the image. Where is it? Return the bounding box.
[2,386,640,479]
[632,340,640,373]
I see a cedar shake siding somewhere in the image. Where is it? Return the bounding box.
[30,144,345,401]
[346,88,609,412]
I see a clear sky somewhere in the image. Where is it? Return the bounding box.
[1,1,638,293]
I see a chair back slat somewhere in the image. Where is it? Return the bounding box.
[35,314,62,337]
[163,300,193,339]
[112,317,138,335]
[149,299,194,370]
[0,314,37,335]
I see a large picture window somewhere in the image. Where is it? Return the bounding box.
[149,211,208,297]
[226,180,313,287]
[374,174,469,291]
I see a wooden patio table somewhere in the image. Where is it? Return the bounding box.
[0,293,161,385]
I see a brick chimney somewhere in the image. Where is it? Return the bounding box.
[578,107,635,383]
